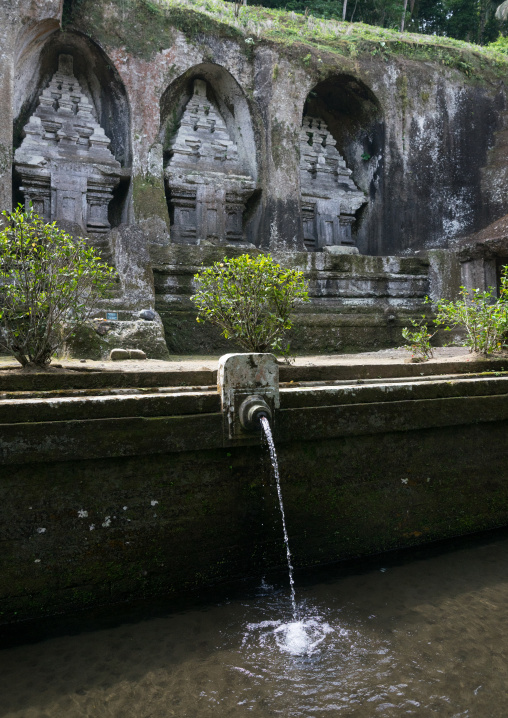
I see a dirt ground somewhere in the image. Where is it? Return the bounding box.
[0,346,497,374]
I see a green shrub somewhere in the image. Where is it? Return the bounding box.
[191,253,309,355]
[0,206,116,367]
[401,311,436,362]
[434,270,508,356]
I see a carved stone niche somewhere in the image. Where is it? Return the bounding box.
[14,54,125,260]
[164,79,256,245]
[300,115,366,252]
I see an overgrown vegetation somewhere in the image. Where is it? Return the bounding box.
[250,0,505,45]
[487,32,508,51]
[191,253,309,355]
[0,207,115,367]
[64,0,508,80]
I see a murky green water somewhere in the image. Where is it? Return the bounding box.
[1,534,508,717]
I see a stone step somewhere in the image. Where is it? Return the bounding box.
[1,371,507,424]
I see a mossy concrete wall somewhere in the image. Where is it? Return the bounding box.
[1,376,508,624]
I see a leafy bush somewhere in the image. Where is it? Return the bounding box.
[434,274,508,355]
[191,253,309,355]
[0,206,116,367]
[401,312,436,362]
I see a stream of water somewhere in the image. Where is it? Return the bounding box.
[260,415,297,619]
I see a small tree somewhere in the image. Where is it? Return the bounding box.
[191,253,309,355]
[0,206,116,367]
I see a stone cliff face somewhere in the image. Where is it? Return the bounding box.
[1,0,507,354]
[4,0,508,256]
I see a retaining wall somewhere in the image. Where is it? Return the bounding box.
[1,368,508,624]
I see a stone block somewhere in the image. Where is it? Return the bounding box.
[128,349,147,360]
[66,319,169,361]
[218,353,279,442]
[323,245,360,255]
[110,348,129,361]
[110,348,146,360]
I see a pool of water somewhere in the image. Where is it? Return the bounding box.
[1,534,508,717]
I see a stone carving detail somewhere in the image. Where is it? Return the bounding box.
[300,116,366,251]
[164,79,255,245]
[14,54,122,250]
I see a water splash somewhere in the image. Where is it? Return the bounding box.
[275,618,336,656]
[276,621,309,655]
[243,613,338,657]
[260,415,297,618]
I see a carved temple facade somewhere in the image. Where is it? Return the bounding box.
[14,55,124,255]
[164,79,256,246]
[14,60,367,255]
[163,83,366,250]
[299,116,366,251]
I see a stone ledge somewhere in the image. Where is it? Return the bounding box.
[1,388,508,464]
[1,355,507,391]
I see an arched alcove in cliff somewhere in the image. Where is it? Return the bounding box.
[159,64,260,247]
[13,29,131,240]
[301,75,383,253]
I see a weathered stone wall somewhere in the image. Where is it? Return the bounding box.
[3,422,508,624]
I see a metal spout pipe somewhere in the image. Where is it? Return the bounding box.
[238,394,272,432]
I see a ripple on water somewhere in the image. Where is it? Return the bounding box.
[2,539,508,716]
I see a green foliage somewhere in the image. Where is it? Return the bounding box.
[434,271,508,355]
[0,206,116,367]
[191,253,309,355]
[401,310,436,362]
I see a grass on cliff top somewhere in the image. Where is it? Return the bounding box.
[145,0,508,76]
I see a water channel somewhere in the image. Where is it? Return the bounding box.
[1,528,508,717]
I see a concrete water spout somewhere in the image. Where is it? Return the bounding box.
[238,395,272,432]
[218,353,279,443]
